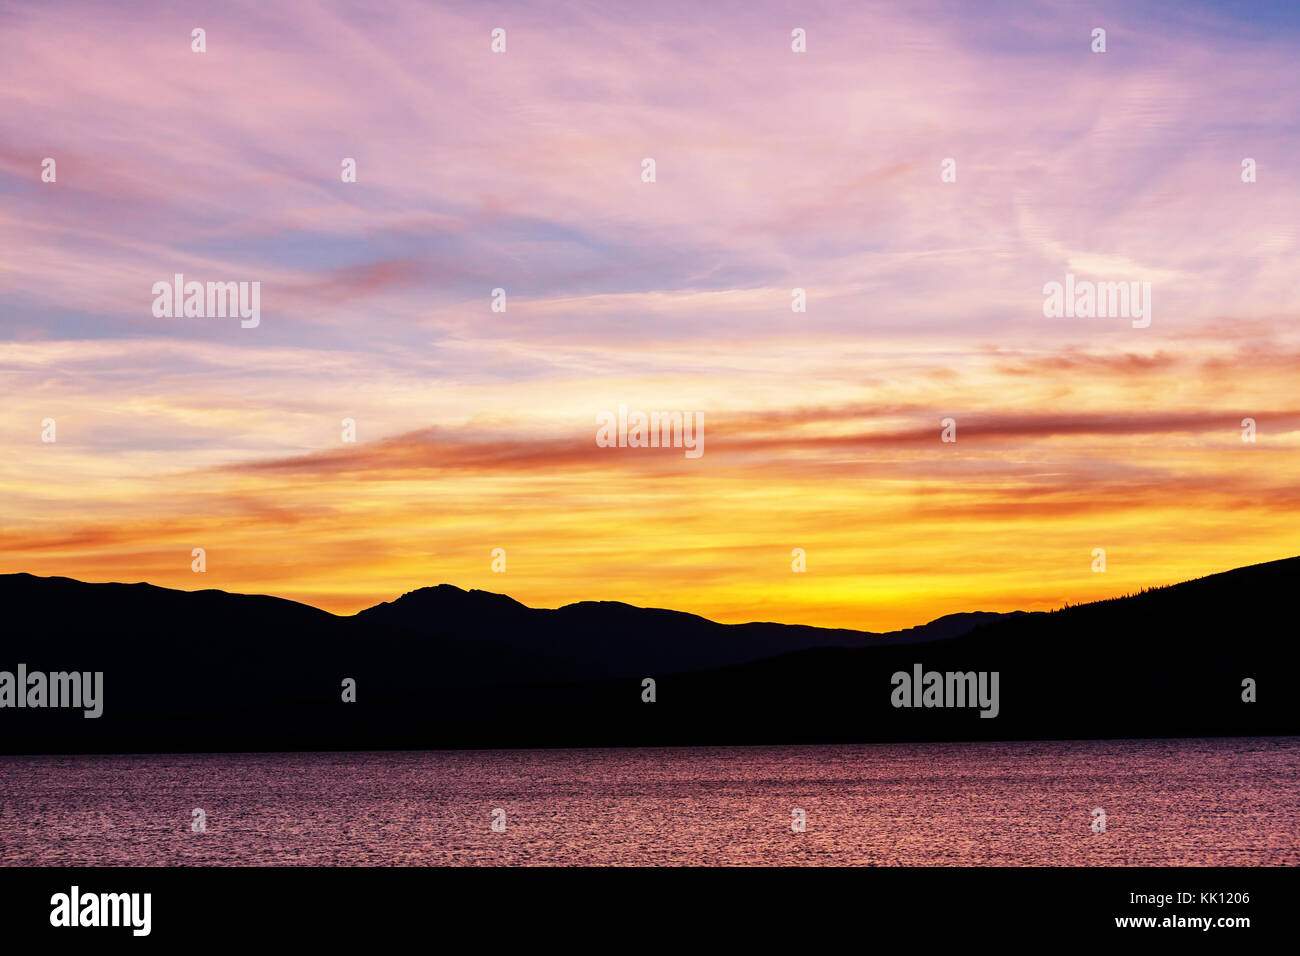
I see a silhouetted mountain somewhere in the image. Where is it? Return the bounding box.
[0,558,1294,753]
[354,584,950,680]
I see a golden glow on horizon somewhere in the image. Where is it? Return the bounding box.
[4,336,1298,631]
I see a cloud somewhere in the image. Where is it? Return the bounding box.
[2,0,1299,627]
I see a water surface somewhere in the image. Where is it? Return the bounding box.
[2,737,1296,865]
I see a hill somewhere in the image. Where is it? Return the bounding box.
[0,558,1294,752]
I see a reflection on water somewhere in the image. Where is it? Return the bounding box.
[2,737,1296,865]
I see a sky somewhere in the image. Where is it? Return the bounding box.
[2,0,1298,630]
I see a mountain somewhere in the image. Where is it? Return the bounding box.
[0,558,1295,753]
[352,584,997,681]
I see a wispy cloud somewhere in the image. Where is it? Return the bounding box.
[2,0,1298,627]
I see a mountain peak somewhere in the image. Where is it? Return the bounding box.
[357,583,529,618]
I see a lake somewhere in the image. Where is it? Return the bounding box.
[2,737,1296,865]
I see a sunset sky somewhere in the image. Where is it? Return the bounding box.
[2,0,1298,630]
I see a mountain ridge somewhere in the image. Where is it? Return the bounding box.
[1,555,1295,753]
